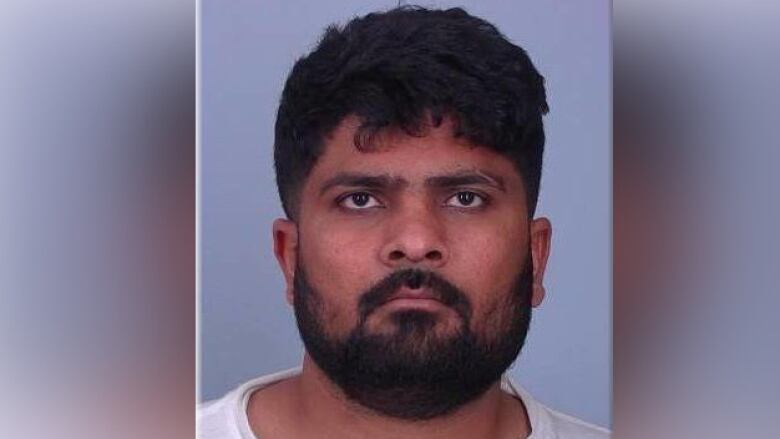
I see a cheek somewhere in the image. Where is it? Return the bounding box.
[298,220,382,333]
[444,216,528,323]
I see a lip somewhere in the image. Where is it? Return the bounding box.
[385,286,440,302]
[382,298,445,313]
[380,287,446,310]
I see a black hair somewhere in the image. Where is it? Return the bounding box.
[274,5,549,220]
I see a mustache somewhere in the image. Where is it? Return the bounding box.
[358,269,472,321]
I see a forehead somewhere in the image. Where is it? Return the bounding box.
[309,116,523,185]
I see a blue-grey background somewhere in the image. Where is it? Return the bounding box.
[201,0,610,428]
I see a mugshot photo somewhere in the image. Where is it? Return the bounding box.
[199,1,610,438]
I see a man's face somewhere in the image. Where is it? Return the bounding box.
[273,116,550,419]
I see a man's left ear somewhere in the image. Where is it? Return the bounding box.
[529,217,552,307]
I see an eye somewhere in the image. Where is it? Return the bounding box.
[339,192,383,209]
[446,191,486,208]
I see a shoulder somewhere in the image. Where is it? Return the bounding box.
[197,389,242,439]
[537,404,611,439]
[501,377,610,439]
[197,368,302,439]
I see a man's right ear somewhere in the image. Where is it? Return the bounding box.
[272,218,298,306]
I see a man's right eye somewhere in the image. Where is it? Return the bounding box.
[338,192,383,209]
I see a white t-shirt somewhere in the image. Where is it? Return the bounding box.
[198,367,610,439]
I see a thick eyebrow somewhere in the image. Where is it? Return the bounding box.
[319,170,506,196]
[319,173,408,195]
[425,170,506,193]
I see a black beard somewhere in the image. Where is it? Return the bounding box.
[293,259,533,421]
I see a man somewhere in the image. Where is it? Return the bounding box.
[199,6,609,438]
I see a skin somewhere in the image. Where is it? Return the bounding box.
[249,116,552,439]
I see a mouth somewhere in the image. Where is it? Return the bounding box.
[386,286,439,301]
[382,286,445,310]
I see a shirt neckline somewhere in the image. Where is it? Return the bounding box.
[233,367,544,439]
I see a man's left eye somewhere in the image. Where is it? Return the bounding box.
[445,191,486,208]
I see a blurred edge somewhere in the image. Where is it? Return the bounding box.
[2,0,780,438]
[0,1,195,438]
[614,0,780,438]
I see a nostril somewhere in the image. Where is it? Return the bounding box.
[426,250,442,261]
[389,250,404,261]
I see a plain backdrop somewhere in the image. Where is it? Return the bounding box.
[200,0,610,428]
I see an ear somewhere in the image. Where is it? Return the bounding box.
[272,218,298,306]
[529,217,552,307]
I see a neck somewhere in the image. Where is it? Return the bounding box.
[287,355,529,439]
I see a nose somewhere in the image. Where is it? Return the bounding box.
[379,205,449,268]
